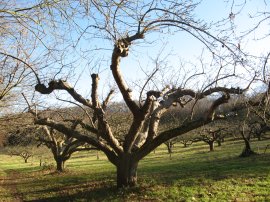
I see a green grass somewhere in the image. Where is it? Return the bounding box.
[0,139,270,201]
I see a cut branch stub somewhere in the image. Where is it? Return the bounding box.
[115,40,130,57]
[35,83,51,94]
[146,91,162,98]
[206,93,230,120]
[91,74,100,109]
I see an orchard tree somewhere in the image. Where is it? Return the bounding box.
[197,128,227,152]
[29,0,256,188]
[0,0,84,116]
[236,51,270,156]
[164,138,178,159]
[179,138,194,148]
[37,126,96,172]
[9,149,33,163]
[22,94,99,171]
[249,53,270,137]
[239,120,257,157]
[4,127,36,163]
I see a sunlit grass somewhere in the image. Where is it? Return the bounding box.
[0,138,270,201]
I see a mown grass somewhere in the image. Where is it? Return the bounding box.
[0,138,270,201]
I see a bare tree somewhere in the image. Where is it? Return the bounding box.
[239,121,257,157]
[37,126,96,172]
[164,138,178,159]
[29,1,255,188]
[9,149,33,163]
[4,127,36,163]
[197,128,228,152]
[179,138,194,148]
[0,0,71,115]
[237,51,270,156]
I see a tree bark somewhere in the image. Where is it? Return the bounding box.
[166,142,173,154]
[116,154,138,188]
[217,139,222,146]
[240,139,256,157]
[209,141,214,151]
[56,158,65,172]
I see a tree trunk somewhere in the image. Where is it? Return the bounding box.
[166,143,173,154]
[24,158,28,163]
[217,139,221,146]
[240,139,256,157]
[209,141,214,151]
[116,155,138,188]
[56,158,65,172]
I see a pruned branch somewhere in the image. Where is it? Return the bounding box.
[35,80,92,108]
[102,89,114,110]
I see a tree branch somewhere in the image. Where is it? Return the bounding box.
[34,118,118,165]
[35,80,92,108]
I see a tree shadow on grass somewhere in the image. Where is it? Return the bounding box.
[139,153,270,184]
[22,180,149,202]
[6,153,270,201]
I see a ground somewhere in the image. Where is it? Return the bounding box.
[0,139,270,201]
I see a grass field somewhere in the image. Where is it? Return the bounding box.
[0,139,270,201]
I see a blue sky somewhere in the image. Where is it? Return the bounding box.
[36,0,270,105]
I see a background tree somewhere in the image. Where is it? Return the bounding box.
[3,126,37,163]
[0,0,83,117]
[164,138,178,159]
[239,120,257,157]
[179,138,194,148]
[197,127,227,152]
[236,52,270,157]
[37,126,96,172]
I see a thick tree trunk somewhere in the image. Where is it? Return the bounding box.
[56,158,65,172]
[116,155,138,188]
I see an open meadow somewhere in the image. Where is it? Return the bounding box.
[0,139,270,201]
